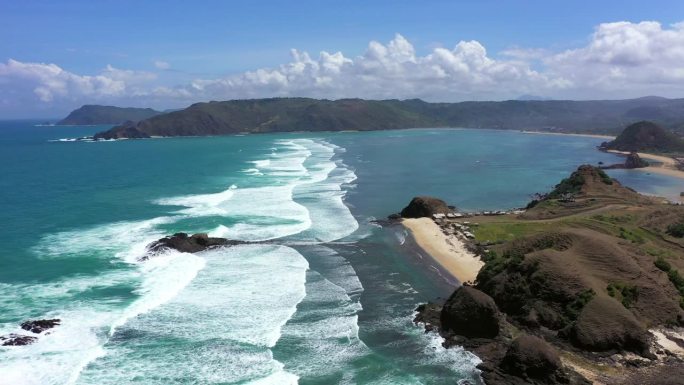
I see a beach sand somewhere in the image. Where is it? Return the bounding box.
[402,218,483,284]
[607,150,684,180]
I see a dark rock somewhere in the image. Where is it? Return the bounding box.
[441,286,501,338]
[1,334,38,346]
[570,296,652,356]
[601,151,649,170]
[400,196,450,218]
[387,213,402,220]
[500,335,561,380]
[144,233,244,258]
[413,303,442,332]
[624,152,649,168]
[20,319,60,334]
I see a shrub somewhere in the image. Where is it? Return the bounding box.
[655,257,672,272]
[565,289,596,320]
[607,282,639,308]
[666,222,684,238]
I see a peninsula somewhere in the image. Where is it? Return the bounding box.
[408,165,684,385]
[58,105,162,125]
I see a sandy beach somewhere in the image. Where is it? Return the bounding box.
[402,218,483,284]
[607,150,684,180]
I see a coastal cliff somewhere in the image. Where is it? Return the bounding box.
[92,97,684,139]
[412,165,684,384]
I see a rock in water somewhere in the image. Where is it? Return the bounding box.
[144,233,244,258]
[400,196,450,218]
[1,334,38,346]
[624,152,649,168]
[20,319,61,333]
[440,286,502,338]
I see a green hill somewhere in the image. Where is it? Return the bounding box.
[602,121,684,154]
[92,97,684,139]
[58,105,162,125]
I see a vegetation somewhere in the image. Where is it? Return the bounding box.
[606,283,639,308]
[666,222,684,238]
[602,120,684,154]
[58,105,161,125]
[654,257,684,309]
[565,289,596,320]
[92,97,684,138]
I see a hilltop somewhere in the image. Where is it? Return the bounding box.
[601,121,684,154]
[92,97,684,139]
[414,165,684,385]
[58,105,162,125]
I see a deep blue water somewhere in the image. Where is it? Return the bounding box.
[0,121,681,385]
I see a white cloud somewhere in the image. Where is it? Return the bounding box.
[545,21,684,94]
[154,60,170,70]
[5,21,684,117]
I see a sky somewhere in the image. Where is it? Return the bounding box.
[3,0,684,118]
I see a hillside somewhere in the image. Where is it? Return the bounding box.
[93,97,684,139]
[601,121,684,154]
[415,165,684,385]
[58,105,162,125]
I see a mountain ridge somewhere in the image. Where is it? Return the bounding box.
[88,97,684,139]
[58,105,162,125]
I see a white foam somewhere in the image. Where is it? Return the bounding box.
[3,214,208,385]
[154,138,360,243]
[153,185,237,217]
[74,244,307,384]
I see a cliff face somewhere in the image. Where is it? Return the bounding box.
[92,97,684,139]
[602,121,684,153]
[58,105,162,125]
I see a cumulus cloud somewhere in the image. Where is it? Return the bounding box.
[545,21,684,93]
[4,20,684,117]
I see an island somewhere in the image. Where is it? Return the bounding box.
[404,165,684,384]
[90,97,684,139]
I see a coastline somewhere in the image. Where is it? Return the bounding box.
[606,149,684,180]
[401,218,483,284]
[521,130,616,140]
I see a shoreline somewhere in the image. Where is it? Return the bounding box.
[606,149,684,181]
[401,218,483,284]
[521,130,616,140]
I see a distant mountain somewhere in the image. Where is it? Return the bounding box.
[93,97,684,139]
[58,105,162,125]
[601,121,684,154]
[516,94,553,101]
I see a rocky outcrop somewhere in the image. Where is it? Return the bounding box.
[570,296,652,356]
[1,334,37,346]
[602,152,649,170]
[20,319,60,334]
[144,233,244,258]
[93,121,150,140]
[440,286,501,338]
[482,335,591,385]
[400,196,450,218]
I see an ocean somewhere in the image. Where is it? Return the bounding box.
[1,122,681,385]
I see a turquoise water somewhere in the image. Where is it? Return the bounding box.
[1,122,681,384]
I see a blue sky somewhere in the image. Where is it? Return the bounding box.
[2,0,684,117]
